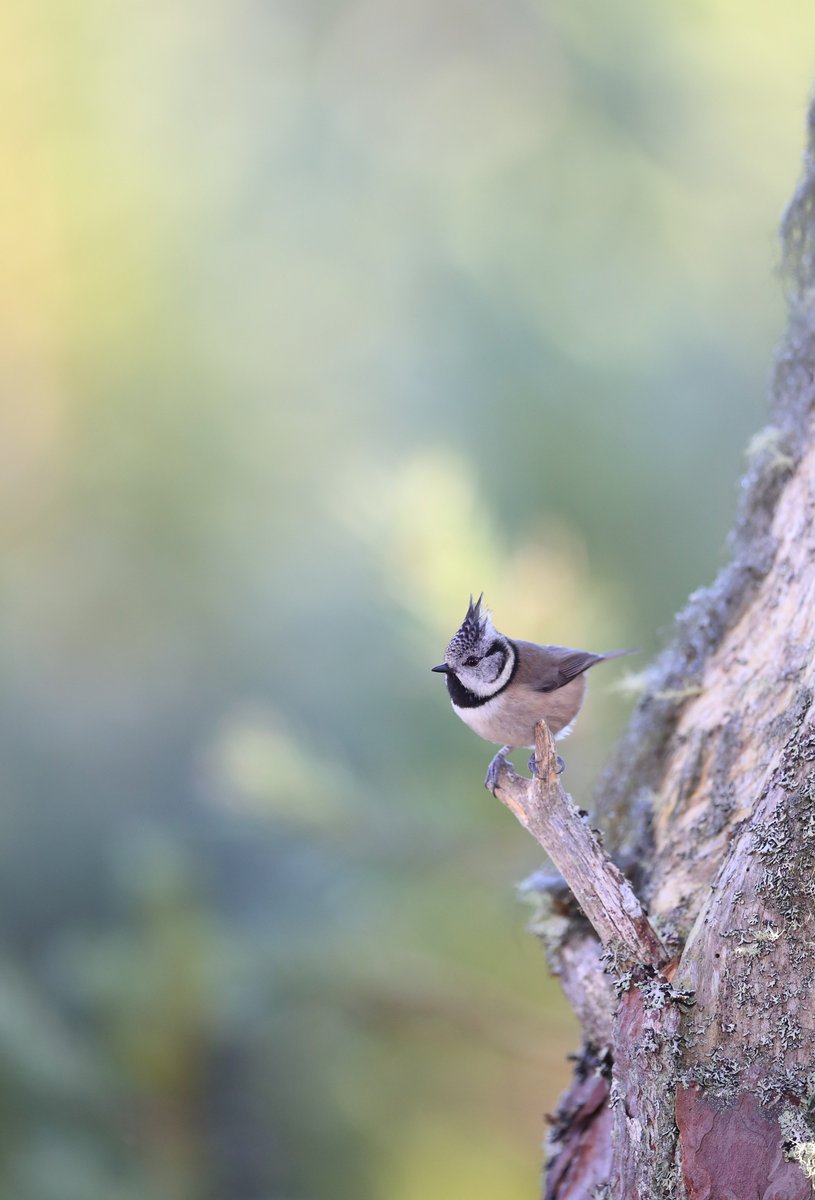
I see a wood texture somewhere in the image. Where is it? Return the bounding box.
[504,102,815,1199]
[492,721,668,972]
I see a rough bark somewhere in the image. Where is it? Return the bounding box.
[510,103,815,1198]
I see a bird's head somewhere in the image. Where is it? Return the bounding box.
[432,595,513,697]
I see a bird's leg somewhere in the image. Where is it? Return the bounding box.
[484,745,512,793]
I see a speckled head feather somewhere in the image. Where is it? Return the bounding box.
[447,593,495,658]
[463,592,485,635]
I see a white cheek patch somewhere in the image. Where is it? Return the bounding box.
[458,646,515,698]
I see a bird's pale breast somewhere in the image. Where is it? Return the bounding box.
[452,675,587,747]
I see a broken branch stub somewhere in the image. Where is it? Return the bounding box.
[492,720,668,973]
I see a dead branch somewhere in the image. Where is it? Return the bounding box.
[491,719,668,973]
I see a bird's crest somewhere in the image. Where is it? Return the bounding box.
[448,592,493,657]
[462,592,486,637]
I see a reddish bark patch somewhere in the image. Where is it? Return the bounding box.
[611,980,683,1196]
[676,1086,810,1200]
[545,1073,612,1199]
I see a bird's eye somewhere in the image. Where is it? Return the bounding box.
[464,656,481,667]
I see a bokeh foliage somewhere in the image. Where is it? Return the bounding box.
[1,1,813,1197]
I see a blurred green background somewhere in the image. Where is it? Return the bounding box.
[1,2,813,1198]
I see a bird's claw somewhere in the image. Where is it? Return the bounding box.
[527,752,566,777]
[484,746,511,793]
[487,748,564,791]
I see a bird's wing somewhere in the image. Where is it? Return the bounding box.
[514,642,629,693]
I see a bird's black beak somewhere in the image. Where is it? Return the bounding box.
[431,663,451,674]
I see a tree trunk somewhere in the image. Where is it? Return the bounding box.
[518,102,815,1198]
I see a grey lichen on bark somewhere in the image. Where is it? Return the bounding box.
[515,100,815,1198]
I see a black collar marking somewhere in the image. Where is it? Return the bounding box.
[446,640,518,709]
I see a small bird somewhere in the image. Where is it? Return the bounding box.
[432,595,634,790]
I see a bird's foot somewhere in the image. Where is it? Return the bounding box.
[527,752,566,777]
[485,746,512,793]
